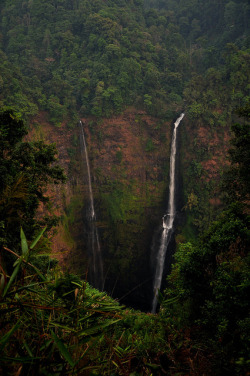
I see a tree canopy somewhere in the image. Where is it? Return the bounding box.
[0,0,249,122]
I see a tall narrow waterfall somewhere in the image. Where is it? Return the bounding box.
[79,121,104,291]
[152,113,184,313]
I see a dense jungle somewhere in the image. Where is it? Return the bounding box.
[0,0,249,375]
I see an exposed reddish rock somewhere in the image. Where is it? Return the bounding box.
[28,109,231,275]
[193,124,230,181]
[29,109,172,270]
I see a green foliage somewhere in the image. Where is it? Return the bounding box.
[187,102,204,119]
[0,228,168,375]
[222,105,250,204]
[0,109,66,251]
[144,94,152,107]
[0,1,249,373]
[161,111,250,375]
[47,95,67,126]
[162,204,249,374]
[0,0,248,121]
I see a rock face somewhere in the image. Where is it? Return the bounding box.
[80,109,173,311]
[31,109,230,311]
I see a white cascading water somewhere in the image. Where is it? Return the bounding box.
[152,113,185,313]
[79,121,104,291]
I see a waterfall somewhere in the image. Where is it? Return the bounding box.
[79,121,104,291]
[151,113,184,313]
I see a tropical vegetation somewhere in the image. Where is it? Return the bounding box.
[0,0,249,375]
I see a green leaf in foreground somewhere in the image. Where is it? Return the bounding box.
[2,259,22,297]
[77,319,121,337]
[20,227,29,258]
[51,331,75,367]
[30,226,47,249]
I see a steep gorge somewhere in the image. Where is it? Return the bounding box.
[30,108,231,311]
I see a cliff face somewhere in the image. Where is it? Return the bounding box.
[31,109,230,310]
[80,109,174,310]
[28,112,82,269]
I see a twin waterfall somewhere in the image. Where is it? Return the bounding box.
[79,121,104,291]
[152,113,185,313]
[79,112,184,305]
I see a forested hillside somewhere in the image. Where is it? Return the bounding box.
[0,0,249,121]
[0,0,249,374]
